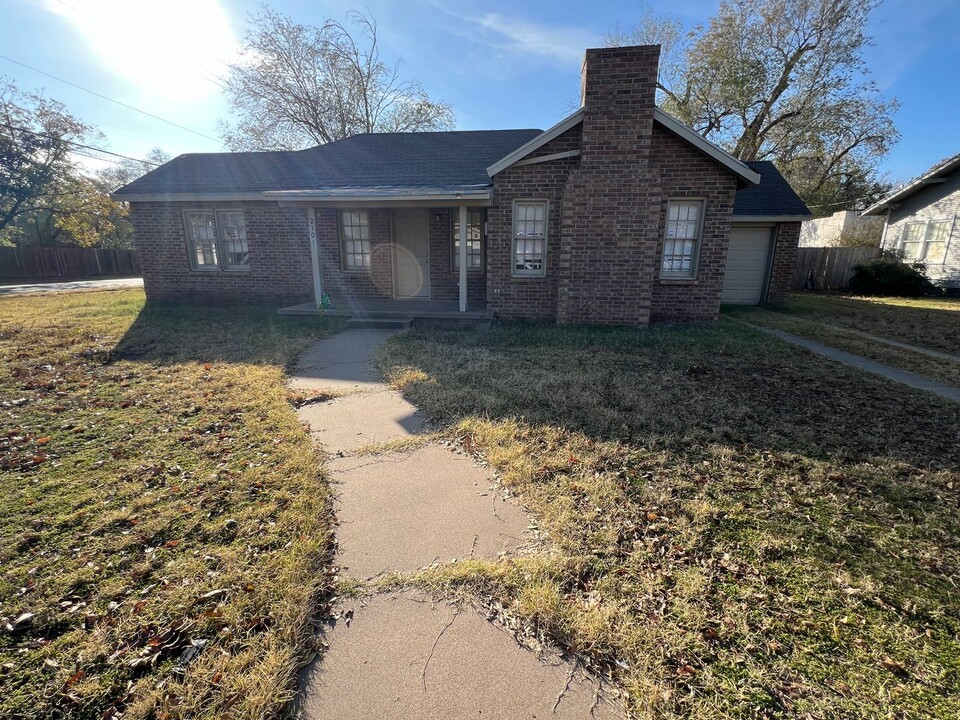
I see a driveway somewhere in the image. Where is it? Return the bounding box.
[0,277,143,296]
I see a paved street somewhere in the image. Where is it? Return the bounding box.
[0,277,143,296]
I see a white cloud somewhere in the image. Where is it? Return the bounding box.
[433,4,597,68]
[44,0,238,103]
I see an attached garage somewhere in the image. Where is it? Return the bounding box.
[721,225,774,305]
[725,160,813,306]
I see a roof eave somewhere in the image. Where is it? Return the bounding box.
[112,188,494,204]
[111,191,271,203]
[732,214,812,222]
[862,154,960,216]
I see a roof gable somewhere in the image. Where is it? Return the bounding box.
[485,107,761,186]
[862,152,960,216]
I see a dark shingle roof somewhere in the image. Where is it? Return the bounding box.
[733,161,811,217]
[114,130,542,197]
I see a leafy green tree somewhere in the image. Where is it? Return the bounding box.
[607,0,898,214]
[0,78,95,237]
[219,6,455,151]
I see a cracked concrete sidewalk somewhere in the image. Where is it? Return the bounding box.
[289,328,621,718]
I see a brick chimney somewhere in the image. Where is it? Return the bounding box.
[579,45,660,165]
[557,45,664,326]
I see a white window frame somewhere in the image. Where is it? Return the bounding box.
[899,217,955,265]
[661,199,706,279]
[215,210,250,272]
[183,210,221,271]
[339,210,372,272]
[183,209,250,272]
[511,199,548,278]
[452,208,485,274]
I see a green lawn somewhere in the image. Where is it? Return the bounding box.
[0,290,337,720]
[725,293,960,388]
[375,319,960,719]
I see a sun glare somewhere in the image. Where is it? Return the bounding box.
[45,0,238,103]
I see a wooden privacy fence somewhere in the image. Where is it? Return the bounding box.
[0,247,140,281]
[792,247,881,290]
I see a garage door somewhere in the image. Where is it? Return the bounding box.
[721,226,773,305]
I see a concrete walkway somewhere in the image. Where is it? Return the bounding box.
[840,328,960,364]
[752,325,960,404]
[290,328,619,718]
[0,277,142,296]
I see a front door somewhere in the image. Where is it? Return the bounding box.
[393,209,430,298]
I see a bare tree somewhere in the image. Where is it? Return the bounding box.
[219,7,455,151]
[606,0,898,214]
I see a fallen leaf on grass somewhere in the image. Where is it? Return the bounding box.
[63,670,84,688]
[880,657,910,678]
[6,612,35,631]
[195,589,228,604]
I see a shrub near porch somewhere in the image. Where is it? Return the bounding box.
[376,321,960,719]
[0,290,336,719]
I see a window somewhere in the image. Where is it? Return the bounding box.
[184,210,250,271]
[925,220,952,264]
[662,200,704,278]
[901,218,953,264]
[340,210,371,270]
[512,200,547,277]
[184,211,220,269]
[217,211,249,270]
[452,209,484,273]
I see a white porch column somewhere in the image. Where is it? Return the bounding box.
[307,207,323,308]
[458,204,468,312]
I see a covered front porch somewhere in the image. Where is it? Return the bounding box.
[270,188,490,317]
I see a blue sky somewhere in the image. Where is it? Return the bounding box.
[5,0,959,184]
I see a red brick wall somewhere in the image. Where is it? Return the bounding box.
[766,222,801,303]
[129,201,313,304]
[487,125,581,321]
[556,46,663,326]
[649,124,739,323]
[316,208,393,301]
[428,208,486,307]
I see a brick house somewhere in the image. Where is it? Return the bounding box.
[114,45,811,325]
[862,152,960,289]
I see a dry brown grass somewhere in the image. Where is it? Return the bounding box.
[726,293,960,387]
[376,319,960,719]
[0,290,339,720]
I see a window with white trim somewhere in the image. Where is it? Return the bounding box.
[901,218,953,264]
[184,211,220,270]
[340,210,371,270]
[512,200,547,277]
[217,210,249,270]
[662,200,704,278]
[452,209,484,273]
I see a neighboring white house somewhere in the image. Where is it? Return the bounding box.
[799,210,883,247]
[862,153,960,288]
